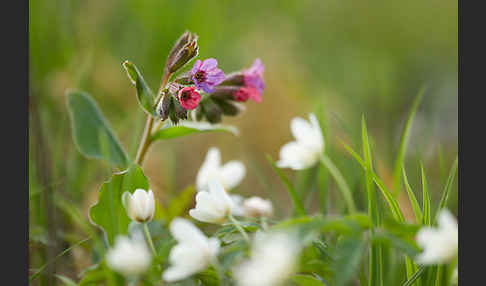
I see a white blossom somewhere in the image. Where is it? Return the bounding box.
[415,209,458,265]
[122,189,155,223]
[230,194,246,217]
[243,196,273,218]
[163,218,220,282]
[196,147,246,192]
[277,113,324,170]
[189,179,234,224]
[106,232,152,277]
[233,232,300,286]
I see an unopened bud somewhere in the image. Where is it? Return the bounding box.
[220,72,244,86]
[202,99,222,124]
[174,72,193,85]
[167,34,199,73]
[173,98,188,120]
[210,86,240,100]
[213,98,245,116]
[157,93,173,121]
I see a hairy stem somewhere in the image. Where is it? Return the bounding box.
[134,72,171,165]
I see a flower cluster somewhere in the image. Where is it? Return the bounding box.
[157,31,265,124]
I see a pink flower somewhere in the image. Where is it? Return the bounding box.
[178,86,201,110]
[234,87,262,103]
[191,58,225,93]
[243,58,265,95]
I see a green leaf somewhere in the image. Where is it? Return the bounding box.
[420,164,431,226]
[79,261,124,286]
[392,86,426,195]
[361,116,383,286]
[291,274,326,286]
[123,60,157,116]
[67,90,129,168]
[319,153,357,213]
[402,266,426,286]
[371,231,420,257]
[89,164,149,245]
[334,237,365,286]
[55,275,77,286]
[161,185,196,222]
[266,154,306,216]
[402,165,423,223]
[341,143,404,222]
[151,121,238,141]
[435,157,458,221]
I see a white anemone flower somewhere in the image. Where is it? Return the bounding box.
[277,113,324,170]
[163,218,220,282]
[189,179,234,224]
[230,194,246,217]
[196,147,246,192]
[122,189,155,223]
[233,232,300,286]
[106,231,152,277]
[415,209,458,265]
[243,196,274,218]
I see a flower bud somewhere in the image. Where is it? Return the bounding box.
[202,98,223,124]
[167,33,199,73]
[122,189,155,223]
[243,197,273,218]
[157,93,173,121]
[213,98,245,116]
[220,72,245,86]
[209,86,240,100]
[173,97,188,121]
[174,72,193,85]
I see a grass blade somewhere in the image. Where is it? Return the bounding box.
[342,141,404,221]
[435,157,458,221]
[361,116,383,286]
[392,86,426,195]
[401,165,423,222]
[421,163,431,226]
[320,153,357,213]
[266,154,306,216]
[402,266,427,286]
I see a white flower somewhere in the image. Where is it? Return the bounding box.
[243,197,274,218]
[415,209,458,265]
[106,232,152,277]
[277,113,324,170]
[233,232,300,286]
[189,179,234,224]
[230,194,246,217]
[196,147,246,192]
[122,189,155,223]
[163,218,220,282]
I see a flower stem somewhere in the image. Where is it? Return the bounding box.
[228,215,249,241]
[134,72,172,166]
[143,223,157,257]
[261,216,269,231]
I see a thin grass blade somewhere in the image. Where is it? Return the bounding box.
[421,163,431,226]
[402,165,423,222]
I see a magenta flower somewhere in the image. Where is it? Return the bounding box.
[234,87,262,103]
[191,58,225,93]
[243,58,265,94]
[178,86,201,110]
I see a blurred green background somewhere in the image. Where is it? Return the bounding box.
[29,0,457,283]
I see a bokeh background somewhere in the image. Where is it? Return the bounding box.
[29,0,457,284]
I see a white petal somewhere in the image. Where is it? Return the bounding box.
[170,218,207,245]
[277,141,319,170]
[290,116,315,143]
[308,113,324,150]
[208,179,233,212]
[196,148,222,191]
[220,161,246,189]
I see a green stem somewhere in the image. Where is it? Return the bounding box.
[143,223,157,257]
[228,215,249,241]
[319,153,357,213]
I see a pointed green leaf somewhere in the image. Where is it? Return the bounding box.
[123,60,157,116]
[67,90,128,168]
[292,274,326,286]
[421,164,431,226]
[151,121,238,141]
[89,164,149,245]
[402,266,427,286]
[402,165,423,222]
[393,86,426,194]
[435,157,458,221]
